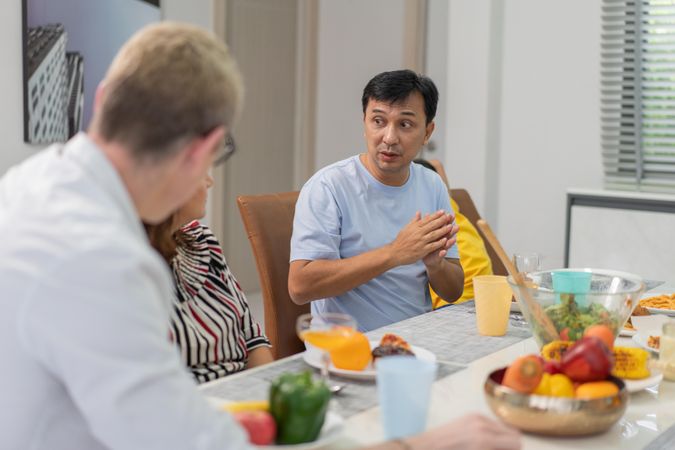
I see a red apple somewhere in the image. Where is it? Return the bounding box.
[233,410,277,446]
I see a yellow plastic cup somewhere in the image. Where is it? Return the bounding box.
[473,275,513,336]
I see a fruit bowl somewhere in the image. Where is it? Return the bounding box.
[484,368,628,436]
[508,269,645,348]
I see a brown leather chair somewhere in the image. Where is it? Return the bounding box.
[236,191,308,359]
[450,188,508,276]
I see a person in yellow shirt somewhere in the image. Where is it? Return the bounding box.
[414,159,493,307]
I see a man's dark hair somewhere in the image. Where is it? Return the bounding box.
[361,70,439,125]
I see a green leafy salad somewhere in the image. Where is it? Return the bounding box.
[544,294,621,341]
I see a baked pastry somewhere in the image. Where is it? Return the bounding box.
[648,335,660,350]
[371,333,415,361]
[632,304,651,316]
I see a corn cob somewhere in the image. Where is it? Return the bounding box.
[611,347,650,380]
[541,340,574,361]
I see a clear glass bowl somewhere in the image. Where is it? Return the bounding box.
[508,269,645,348]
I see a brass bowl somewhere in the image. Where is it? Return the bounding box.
[484,368,628,436]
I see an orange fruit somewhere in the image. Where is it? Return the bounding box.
[533,373,552,396]
[583,324,615,350]
[575,381,619,399]
[549,374,575,398]
[329,331,371,371]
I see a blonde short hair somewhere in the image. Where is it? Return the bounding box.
[94,22,243,160]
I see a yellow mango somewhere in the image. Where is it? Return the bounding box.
[533,372,552,396]
[549,374,575,398]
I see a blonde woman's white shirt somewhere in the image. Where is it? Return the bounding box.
[0,133,250,450]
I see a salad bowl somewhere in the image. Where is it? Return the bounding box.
[508,269,645,348]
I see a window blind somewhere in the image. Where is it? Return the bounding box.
[602,0,675,192]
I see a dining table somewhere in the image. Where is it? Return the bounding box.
[200,288,675,450]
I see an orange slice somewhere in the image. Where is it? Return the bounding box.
[330,331,371,371]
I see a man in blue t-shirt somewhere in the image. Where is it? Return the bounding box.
[288,70,465,331]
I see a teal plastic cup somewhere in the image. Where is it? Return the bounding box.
[552,270,592,305]
[376,356,437,440]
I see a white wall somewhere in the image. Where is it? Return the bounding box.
[314,0,406,170]
[444,0,494,216]
[444,0,603,268]
[162,0,214,29]
[498,0,603,267]
[422,0,449,163]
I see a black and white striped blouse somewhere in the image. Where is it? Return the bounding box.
[168,221,270,384]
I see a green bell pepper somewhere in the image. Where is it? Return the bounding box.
[269,371,331,445]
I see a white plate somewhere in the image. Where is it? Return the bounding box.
[645,306,675,317]
[633,332,660,354]
[257,412,344,450]
[302,341,436,380]
[639,292,675,316]
[623,370,664,393]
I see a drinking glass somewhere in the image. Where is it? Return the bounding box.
[473,275,513,336]
[296,312,356,384]
[376,356,437,439]
[551,270,592,306]
[660,322,675,381]
[513,252,541,275]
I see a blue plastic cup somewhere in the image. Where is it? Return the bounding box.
[552,271,592,305]
[376,356,437,440]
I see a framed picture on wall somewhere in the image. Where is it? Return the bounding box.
[22,0,161,145]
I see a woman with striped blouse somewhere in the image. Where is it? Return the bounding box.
[146,173,273,383]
